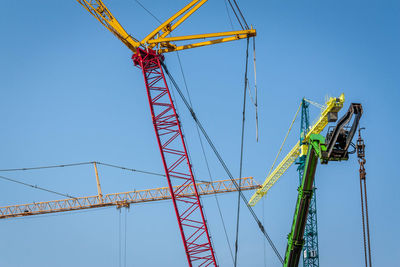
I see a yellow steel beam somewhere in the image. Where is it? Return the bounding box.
[141,0,207,46]
[248,94,345,207]
[156,0,208,40]
[157,33,255,53]
[76,0,255,54]
[0,177,259,219]
[76,0,141,52]
[147,29,256,44]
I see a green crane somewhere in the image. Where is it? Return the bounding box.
[284,103,363,267]
[296,99,320,267]
[285,134,325,267]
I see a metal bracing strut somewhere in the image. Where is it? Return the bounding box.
[132,48,217,267]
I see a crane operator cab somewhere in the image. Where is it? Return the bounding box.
[322,103,363,163]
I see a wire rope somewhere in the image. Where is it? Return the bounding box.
[175,51,235,263]
[266,101,302,178]
[234,37,250,267]
[0,161,211,182]
[223,0,235,30]
[124,208,128,267]
[0,174,77,199]
[0,162,94,172]
[119,208,122,267]
[231,0,249,29]
[262,197,267,267]
[161,61,284,264]
[226,0,245,30]
[134,0,162,24]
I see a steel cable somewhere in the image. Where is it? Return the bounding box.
[363,179,372,266]
[226,0,245,30]
[223,0,235,30]
[231,0,249,29]
[161,61,284,264]
[175,51,234,263]
[359,175,368,267]
[234,37,250,267]
[0,174,77,199]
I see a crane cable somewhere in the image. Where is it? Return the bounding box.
[231,0,249,29]
[0,161,164,177]
[175,51,235,263]
[226,0,249,30]
[118,209,122,267]
[223,0,235,30]
[246,37,259,141]
[356,128,372,267]
[234,37,250,267]
[161,61,284,264]
[266,101,302,178]
[0,161,211,183]
[0,174,77,199]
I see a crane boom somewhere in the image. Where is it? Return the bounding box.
[76,0,256,54]
[76,0,141,51]
[74,1,256,265]
[0,177,258,220]
[249,94,345,206]
[284,134,326,267]
[284,104,363,266]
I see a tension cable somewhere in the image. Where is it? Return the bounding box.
[161,61,284,264]
[234,37,250,267]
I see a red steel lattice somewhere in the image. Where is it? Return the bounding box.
[132,48,217,267]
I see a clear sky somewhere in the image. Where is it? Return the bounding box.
[0,1,398,266]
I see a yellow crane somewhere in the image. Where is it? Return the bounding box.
[0,175,258,220]
[249,94,345,206]
[77,0,255,54]
[74,1,256,266]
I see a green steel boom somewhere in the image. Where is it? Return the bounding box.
[284,134,326,267]
[284,103,363,267]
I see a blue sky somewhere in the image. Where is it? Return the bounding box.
[0,0,398,266]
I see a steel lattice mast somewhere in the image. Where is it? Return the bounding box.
[133,48,217,266]
[296,99,320,267]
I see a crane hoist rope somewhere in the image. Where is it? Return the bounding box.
[356,128,372,267]
[161,62,284,264]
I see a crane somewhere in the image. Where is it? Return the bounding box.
[75,1,256,266]
[284,103,363,267]
[249,94,345,206]
[0,175,258,220]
